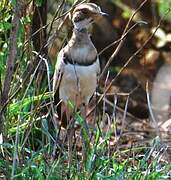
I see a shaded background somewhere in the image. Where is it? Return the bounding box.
[48,0,171,122]
[0,1,171,177]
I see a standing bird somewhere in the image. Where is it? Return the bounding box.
[53,2,107,161]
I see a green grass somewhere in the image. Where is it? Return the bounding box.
[1,0,171,179]
[0,106,171,179]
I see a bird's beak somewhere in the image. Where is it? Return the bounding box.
[93,11,108,21]
[99,12,108,16]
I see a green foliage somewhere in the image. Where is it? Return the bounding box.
[0,0,171,179]
[35,0,45,7]
[111,0,133,19]
[66,0,75,4]
[8,93,50,119]
[0,42,8,76]
[158,0,171,21]
[112,0,171,21]
[1,136,170,179]
[0,22,12,33]
[0,1,12,76]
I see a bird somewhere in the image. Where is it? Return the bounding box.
[53,2,107,162]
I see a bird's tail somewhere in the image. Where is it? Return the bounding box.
[54,91,68,128]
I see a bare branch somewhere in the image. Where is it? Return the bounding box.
[99,0,148,80]
[0,0,23,133]
[88,6,171,117]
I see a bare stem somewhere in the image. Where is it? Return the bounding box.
[0,0,23,133]
[99,0,148,80]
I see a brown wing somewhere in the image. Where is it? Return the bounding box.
[53,51,65,104]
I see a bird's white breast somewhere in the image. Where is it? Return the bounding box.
[59,60,99,106]
[70,45,96,64]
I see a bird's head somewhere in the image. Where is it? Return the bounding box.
[72,3,107,31]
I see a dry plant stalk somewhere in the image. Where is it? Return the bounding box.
[6,0,84,107]
[88,2,171,117]
[0,0,23,133]
[99,0,148,80]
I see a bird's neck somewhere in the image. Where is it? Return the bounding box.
[66,26,97,65]
[73,18,91,32]
[71,28,91,44]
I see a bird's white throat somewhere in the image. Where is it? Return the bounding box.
[74,18,93,31]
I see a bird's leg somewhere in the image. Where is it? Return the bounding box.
[68,125,74,167]
[58,103,73,166]
[82,103,90,136]
[81,103,90,163]
[66,105,76,167]
[51,102,63,160]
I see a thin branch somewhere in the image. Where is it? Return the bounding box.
[146,81,160,137]
[99,0,148,80]
[0,0,23,133]
[48,0,65,37]
[3,0,84,110]
[98,21,147,56]
[88,7,171,117]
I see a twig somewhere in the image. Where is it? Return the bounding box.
[48,0,65,37]
[32,51,59,131]
[146,81,160,137]
[99,0,148,80]
[104,96,142,122]
[5,1,24,178]
[102,71,110,121]
[4,0,84,111]
[0,0,23,133]
[119,95,129,138]
[98,21,147,56]
[88,7,171,117]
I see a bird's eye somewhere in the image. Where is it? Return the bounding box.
[81,9,88,14]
